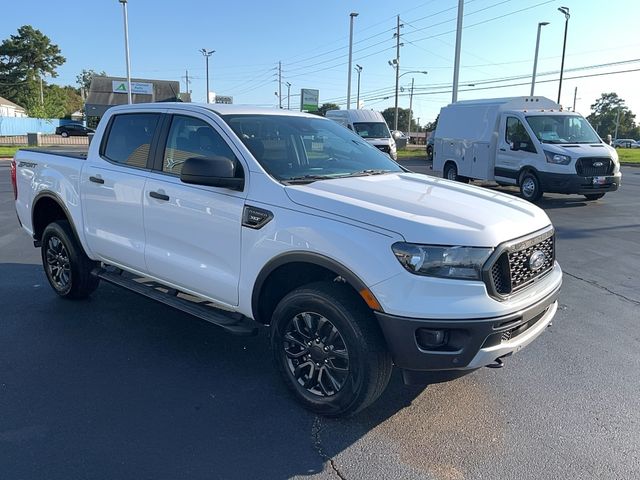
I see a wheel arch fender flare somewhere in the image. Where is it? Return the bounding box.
[251,251,374,322]
[32,191,83,248]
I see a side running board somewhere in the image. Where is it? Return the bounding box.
[93,266,258,336]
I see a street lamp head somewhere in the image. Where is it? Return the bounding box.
[350,12,359,17]
[539,21,550,26]
[118,0,127,4]
[355,64,363,72]
[558,6,570,19]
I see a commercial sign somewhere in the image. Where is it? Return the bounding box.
[300,89,319,112]
[215,95,233,104]
[112,81,154,95]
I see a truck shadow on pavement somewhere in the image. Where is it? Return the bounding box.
[1,263,428,480]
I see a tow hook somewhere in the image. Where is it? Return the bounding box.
[486,353,512,369]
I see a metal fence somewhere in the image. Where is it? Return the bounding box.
[0,134,89,146]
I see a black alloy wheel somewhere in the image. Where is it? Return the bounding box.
[283,311,349,397]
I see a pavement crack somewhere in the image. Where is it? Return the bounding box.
[564,271,640,306]
[312,416,347,480]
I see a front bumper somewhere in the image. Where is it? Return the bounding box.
[538,171,621,195]
[375,287,559,372]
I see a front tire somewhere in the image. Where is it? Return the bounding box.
[271,282,392,417]
[41,220,99,299]
[519,171,543,202]
[60,131,69,138]
[584,193,605,201]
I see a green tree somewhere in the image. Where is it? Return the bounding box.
[0,25,65,114]
[424,114,439,133]
[76,69,106,94]
[381,107,419,132]
[311,103,340,117]
[586,93,640,139]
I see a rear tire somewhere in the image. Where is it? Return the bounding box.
[60,131,69,137]
[427,145,433,161]
[443,162,468,183]
[41,220,99,299]
[584,193,605,201]
[519,171,543,202]
[271,282,392,417]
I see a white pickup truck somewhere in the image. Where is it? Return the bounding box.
[12,103,562,416]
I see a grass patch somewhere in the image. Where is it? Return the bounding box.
[0,146,22,157]
[617,148,640,163]
[397,148,426,159]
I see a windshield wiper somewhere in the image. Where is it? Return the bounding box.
[282,174,333,184]
[342,169,393,177]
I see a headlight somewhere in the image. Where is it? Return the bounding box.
[544,150,571,165]
[391,243,493,280]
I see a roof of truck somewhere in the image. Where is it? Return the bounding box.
[449,96,560,111]
[107,102,319,118]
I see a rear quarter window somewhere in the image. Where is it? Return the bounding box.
[102,113,161,168]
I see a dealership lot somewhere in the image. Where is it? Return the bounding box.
[0,160,638,479]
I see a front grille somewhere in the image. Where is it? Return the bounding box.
[575,157,613,176]
[486,229,555,298]
[375,145,390,154]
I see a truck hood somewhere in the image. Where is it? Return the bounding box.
[543,142,614,158]
[285,173,551,247]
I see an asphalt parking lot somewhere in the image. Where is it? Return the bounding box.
[1,158,638,480]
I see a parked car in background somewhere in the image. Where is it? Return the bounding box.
[326,109,397,160]
[55,124,95,137]
[632,141,640,149]
[426,135,434,160]
[612,138,636,148]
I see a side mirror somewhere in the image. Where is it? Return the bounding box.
[510,141,519,151]
[180,156,244,191]
[392,130,403,140]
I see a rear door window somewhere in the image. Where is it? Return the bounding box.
[102,113,161,168]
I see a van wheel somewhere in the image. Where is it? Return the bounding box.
[271,282,392,417]
[41,220,99,299]
[427,145,433,160]
[584,193,605,201]
[443,162,468,183]
[519,171,543,202]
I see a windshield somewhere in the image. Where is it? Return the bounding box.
[222,114,402,183]
[525,115,601,144]
[353,122,391,139]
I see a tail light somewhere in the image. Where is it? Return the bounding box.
[10,159,18,200]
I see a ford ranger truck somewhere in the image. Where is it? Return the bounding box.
[13,103,562,417]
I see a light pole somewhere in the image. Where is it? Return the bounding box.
[557,6,570,104]
[452,0,464,103]
[200,48,215,103]
[398,71,427,132]
[354,64,363,109]
[530,21,549,96]
[285,82,291,110]
[347,12,358,109]
[119,0,132,104]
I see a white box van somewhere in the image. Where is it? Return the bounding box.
[326,109,397,160]
[433,97,622,201]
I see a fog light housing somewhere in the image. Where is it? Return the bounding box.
[416,328,448,349]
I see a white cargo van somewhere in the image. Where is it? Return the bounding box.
[433,97,622,201]
[326,109,397,160]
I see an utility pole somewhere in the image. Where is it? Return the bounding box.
[347,12,358,109]
[39,74,44,105]
[393,15,402,131]
[119,0,132,104]
[355,64,363,109]
[452,0,464,103]
[572,86,577,112]
[406,77,415,133]
[614,107,621,140]
[278,61,282,109]
[184,69,190,95]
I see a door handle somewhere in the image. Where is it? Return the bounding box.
[89,175,104,184]
[149,191,170,201]
[499,148,506,152]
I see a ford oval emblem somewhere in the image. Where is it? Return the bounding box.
[593,161,603,167]
[529,250,546,271]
